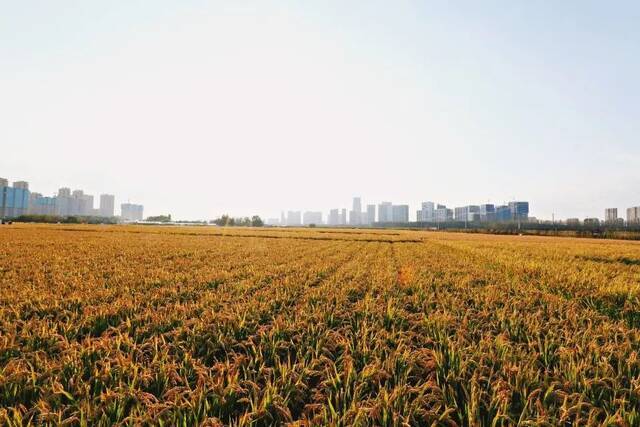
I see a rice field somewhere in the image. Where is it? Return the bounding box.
[0,224,639,426]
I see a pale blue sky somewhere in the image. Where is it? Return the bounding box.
[1,1,638,220]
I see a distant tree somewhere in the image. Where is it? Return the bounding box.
[212,214,263,227]
[146,214,171,223]
[12,214,117,225]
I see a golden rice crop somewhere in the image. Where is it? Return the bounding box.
[0,224,639,426]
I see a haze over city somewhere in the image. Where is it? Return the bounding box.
[2,1,639,220]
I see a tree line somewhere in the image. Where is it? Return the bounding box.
[211,215,263,227]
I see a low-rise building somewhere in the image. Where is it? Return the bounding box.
[566,218,581,226]
[584,218,600,227]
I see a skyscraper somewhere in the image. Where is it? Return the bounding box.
[340,209,347,225]
[100,194,115,217]
[605,208,618,224]
[350,197,362,225]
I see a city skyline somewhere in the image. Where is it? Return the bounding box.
[5,171,640,225]
[0,176,143,221]
[1,2,639,221]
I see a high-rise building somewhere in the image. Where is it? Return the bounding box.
[81,194,94,216]
[70,190,84,216]
[479,204,496,222]
[377,202,392,223]
[55,188,72,217]
[391,205,409,223]
[121,203,144,222]
[67,190,94,216]
[29,193,56,216]
[468,205,480,221]
[366,205,375,225]
[350,197,362,225]
[420,202,435,222]
[509,201,529,221]
[360,212,367,224]
[340,209,347,225]
[286,211,301,226]
[280,211,286,226]
[303,211,322,225]
[435,206,453,223]
[454,206,479,222]
[627,207,640,224]
[348,210,357,225]
[605,208,618,224]
[1,181,30,218]
[0,178,126,220]
[0,179,7,218]
[13,181,29,190]
[328,209,340,226]
[496,205,511,222]
[28,192,42,213]
[99,194,115,217]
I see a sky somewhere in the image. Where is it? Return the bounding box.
[1,1,639,221]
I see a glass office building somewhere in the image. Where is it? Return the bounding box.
[508,201,530,220]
